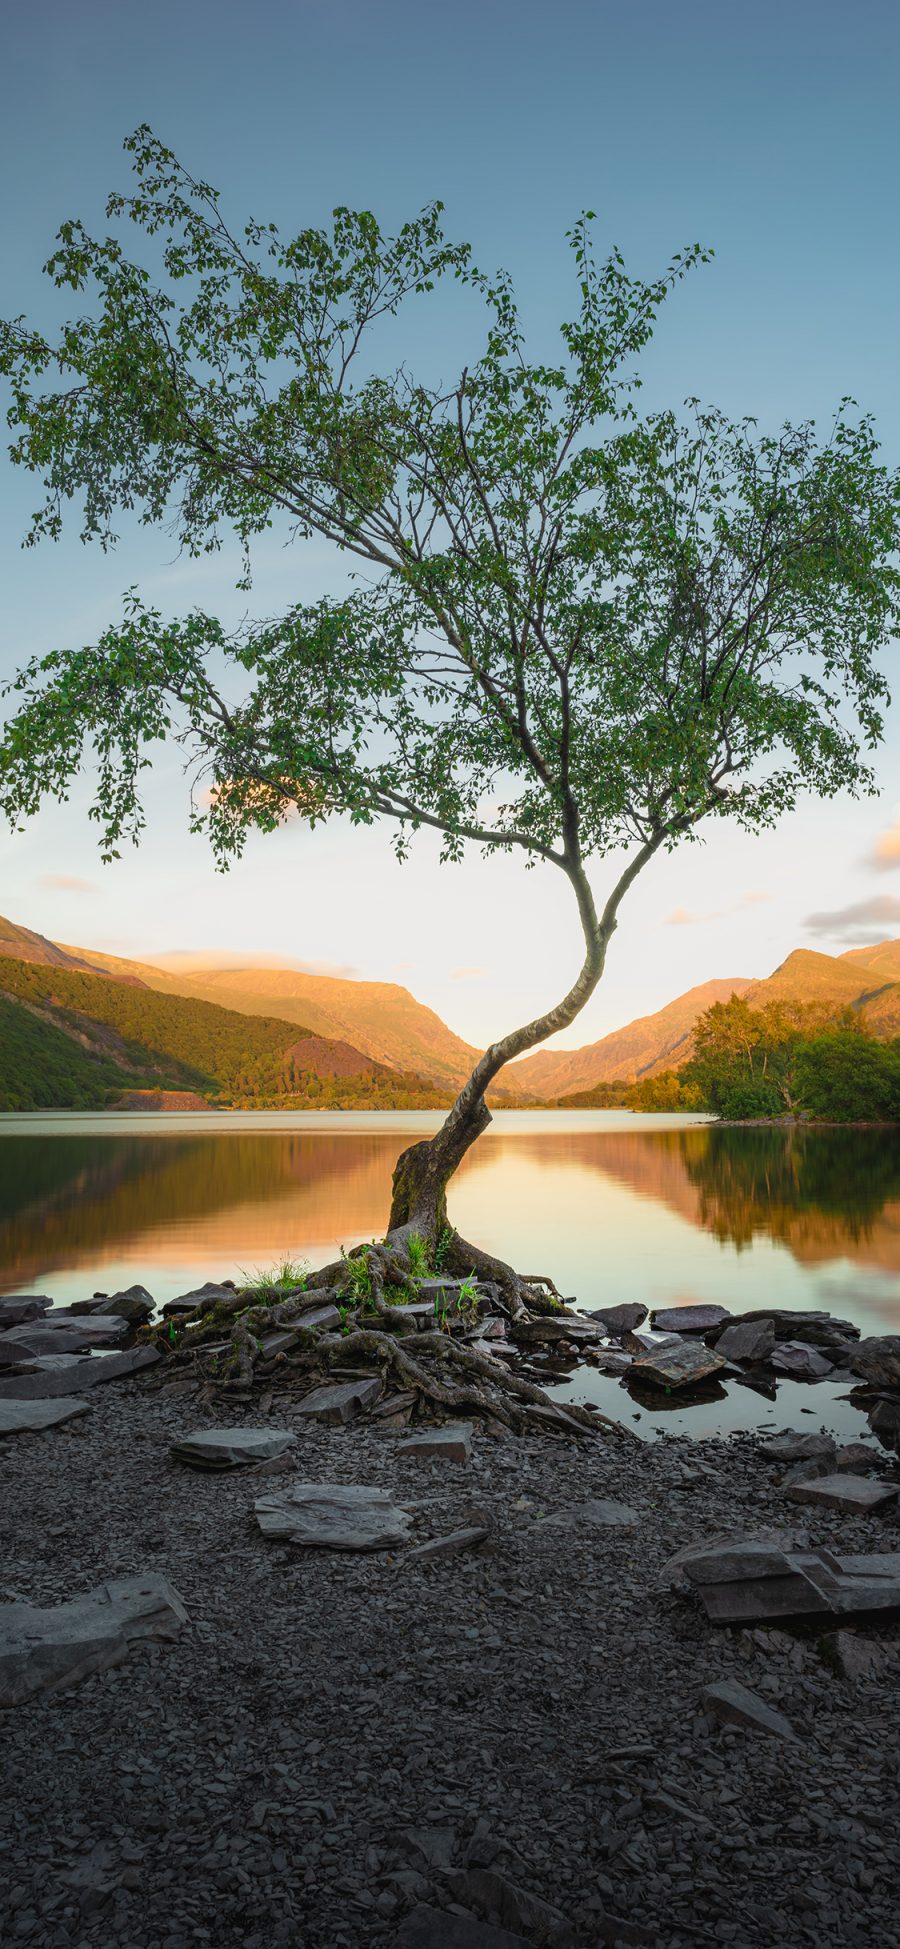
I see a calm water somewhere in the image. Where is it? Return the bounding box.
[2,1110,898,1441]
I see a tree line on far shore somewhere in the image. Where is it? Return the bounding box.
[563,995,900,1122]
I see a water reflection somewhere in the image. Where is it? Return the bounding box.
[3,1118,900,1344]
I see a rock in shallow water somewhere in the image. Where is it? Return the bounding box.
[0,1296,53,1328]
[0,1574,188,1706]
[651,1304,732,1335]
[629,1340,727,1389]
[255,1481,413,1550]
[170,1426,296,1469]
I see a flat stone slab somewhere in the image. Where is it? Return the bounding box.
[630,1341,727,1389]
[287,1303,341,1334]
[0,1574,188,1706]
[651,1305,732,1335]
[723,1308,858,1348]
[162,1283,235,1318]
[512,1315,602,1346]
[0,1296,53,1327]
[255,1482,412,1551]
[170,1426,296,1469]
[295,1378,382,1423]
[398,1424,473,1463]
[703,1678,799,1742]
[31,1310,130,1343]
[583,1302,647,1335]
[85,1285,155,1324]
[0,1344,159,1399]
[785,1473,899,1514]
[622,1327,683,1355]
[4,1325,96,1357]
[0,1397,92,1436]
[666,1532,900,1623]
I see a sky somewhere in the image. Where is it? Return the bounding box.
[1,0,900,1050]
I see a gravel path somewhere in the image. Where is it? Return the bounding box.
[2,1382,900,1949]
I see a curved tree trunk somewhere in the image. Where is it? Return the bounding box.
[387,839,660,1246]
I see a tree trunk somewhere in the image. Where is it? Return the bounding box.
[387,838,661,1245]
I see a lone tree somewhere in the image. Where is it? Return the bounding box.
[2,129,899,1348]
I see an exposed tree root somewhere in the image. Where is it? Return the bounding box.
[145,1227,633,1440]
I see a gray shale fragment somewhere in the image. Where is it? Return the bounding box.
[703,1677,800,1742]
[651,1303,732,1334]
[0,1574,188,1706]
[785,1473,899,1514]
[629,1339,727,1388]
[848,1334,900,1389]
[294,1376,381,1422]
[539,1498,639,1530]
[170,1425,296,1469]
[400,1526,491,1566]
[759,1432,837,1465]
[255,1481,413,1550]
[0,1343,159,1399]
[398,1423,473,1463]
[715,1317,776,1364]
[0,1396,92,1436]
[394,1906,529,1949]
[0,1295,52,1328]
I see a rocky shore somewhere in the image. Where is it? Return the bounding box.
[2,1283,900,1949]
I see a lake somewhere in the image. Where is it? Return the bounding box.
[3,1109,898,1441]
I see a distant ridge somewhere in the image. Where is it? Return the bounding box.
[0,915,144,984]
[512,978,754,1095]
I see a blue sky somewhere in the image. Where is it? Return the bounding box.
[2,0,899,1047]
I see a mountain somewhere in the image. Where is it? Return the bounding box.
[58,941,505,1094]
[743,947,897,1014]
[0,943,450,1111]
[512,978,754,1096]
[0,914,142,982]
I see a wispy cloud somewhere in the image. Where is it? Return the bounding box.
[804,893,900,944]
[451,965,488,980]
[867,823,900,871]
[38,874,96,894]
[665,906,722,927]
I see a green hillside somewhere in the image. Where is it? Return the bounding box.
[0,957,451,1109]
[0,990,164,1110]
[0,957,313,1098]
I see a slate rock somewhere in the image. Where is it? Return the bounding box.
[511,1315,602,1346]
[0,1574,188,1706]
[848,1335,900,1390]
[703,1677,800,1742]
[398,1424,473,1463]
[36,1310,130,1343]
[770,1341,834,1380]
[284,1302,341,1334]
[394,1906,528,1949]
[295,1377,382,1422]
[539,1498,639,1531]
[93,1285,155,1324]
[255,1481,413,1550]
[0,1296,52,1328]
[716,1318,776,1364]
[0,1343,159,1399]
[401,1526,490,1566]
[0,1397,92,1436]
[162,1282,235,1318]
[622,1327,683,1356]
[4,1325,96,1357]
[868,1398,900,1453]
[721,1307,858,1347]
[651,1304,732,1335]
[629,1340,727,1389]
[759,1432,837,1465]
[444,1867,568,1941]
[785,1473,899,1514]
[170,1426,296,1469]
[820,1630,893,1682]
[583,1302,647,1335]
[835,1442,880,1472]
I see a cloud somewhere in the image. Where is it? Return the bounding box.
[38,874,96,894]
[665,907,721,927]
[451,965,488,980]
[868,824,900,871]
[153,948,359,977]
[739,890,770,908]
[804,894,900,943]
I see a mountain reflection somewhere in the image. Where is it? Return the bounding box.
[4,1121,900,1298]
